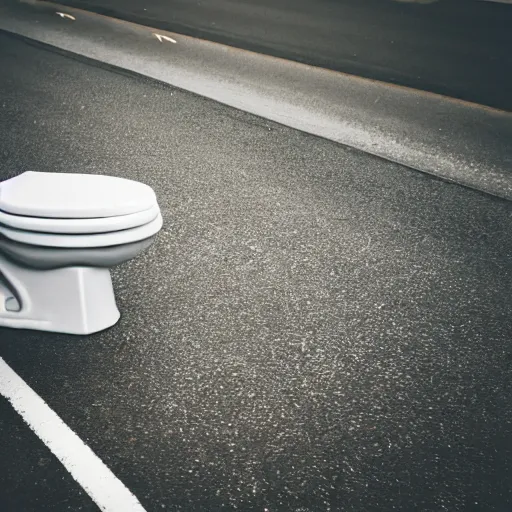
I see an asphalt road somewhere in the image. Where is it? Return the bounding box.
[56,0,512,111]
[1,31,512,512]
[0,396,94,511]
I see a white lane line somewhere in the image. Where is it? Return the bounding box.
[154,33,177,43]
[56,12,76,20]
[0,357,147,512]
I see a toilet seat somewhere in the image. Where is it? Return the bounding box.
[0,203,160,234]
[0,170,163,247]
[0,171,157,218]
[0,212,163,248]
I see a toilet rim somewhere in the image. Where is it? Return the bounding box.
[0,212,163,248]
[0,203,160,234]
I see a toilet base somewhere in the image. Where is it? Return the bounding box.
[0,254,120,335]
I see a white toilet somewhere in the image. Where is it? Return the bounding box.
[0,171,162,335]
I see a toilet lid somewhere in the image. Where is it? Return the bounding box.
[0,171,157,218]
[0,212,163,248]
[0,203,160,234]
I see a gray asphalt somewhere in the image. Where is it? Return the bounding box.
[56,0,512,111]
[1,31,512,512]
[0,397,95,511]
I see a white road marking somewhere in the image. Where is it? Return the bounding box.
[0,357,147,512]
[56,12,75,20]
[154,33,177,43]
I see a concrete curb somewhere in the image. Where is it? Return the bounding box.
[1,0,511,200]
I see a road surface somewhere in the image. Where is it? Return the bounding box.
[1,30,512,511]
[57,0,512,111]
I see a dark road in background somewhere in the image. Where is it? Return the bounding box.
[57,0,512,111]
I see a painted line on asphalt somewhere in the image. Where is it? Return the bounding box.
[0,357,147,512]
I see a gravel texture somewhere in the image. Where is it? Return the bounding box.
[1,32,512,512]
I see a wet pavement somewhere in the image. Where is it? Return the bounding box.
[1,31,512,511]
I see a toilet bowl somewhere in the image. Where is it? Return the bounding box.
[0,171,163,335]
